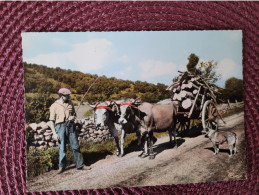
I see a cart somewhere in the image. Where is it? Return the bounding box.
[167,71,225,134]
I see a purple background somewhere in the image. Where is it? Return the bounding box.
[0,1,258,194]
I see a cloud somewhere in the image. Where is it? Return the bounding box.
[139,60,178,79]
[216,58,239,79]
[67,39,112,71]
[24,52,67,68]
[24,38,113,72]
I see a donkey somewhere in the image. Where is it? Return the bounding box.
[92,101,123,156]
[119,100,178,159]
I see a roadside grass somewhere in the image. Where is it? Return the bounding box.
[221,106,244,118]
[83,109,93,118]
[154,132,168,137]
[27,133,138,180]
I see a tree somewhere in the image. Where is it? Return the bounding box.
[197,60,220,83]
[186,54,220,83]
[221,77,243,102]
[186,53,199,74]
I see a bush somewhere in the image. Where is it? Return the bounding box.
[26,127,34,150]
[27,148,59,179]
[83,109,93,117]
[27,133,139,179]
[25,93,55,123]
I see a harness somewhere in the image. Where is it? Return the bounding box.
[120,102,137,107]
[93,102,111,124]
[94,102,111,110]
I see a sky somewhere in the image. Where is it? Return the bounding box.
[22,30,242,88]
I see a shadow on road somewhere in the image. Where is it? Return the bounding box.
[82,151,113,166]
[124,138,147,155]
[179,123,204,138]
[204,147,230,155]
[152,138,185,158]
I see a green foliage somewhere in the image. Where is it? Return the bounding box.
[198,60,220,83]
[24,62,170,104]
[220,77,243,102]
[83,109,93,117]
[26,127,34,150]
[27,133,138,179]
[186,54,220,83]
[186,53,200,73]
[27,148,59,179]
[25,93,55,123]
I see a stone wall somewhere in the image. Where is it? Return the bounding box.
[27,117,111,150]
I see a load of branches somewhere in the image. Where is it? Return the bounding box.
[167,71,222,117]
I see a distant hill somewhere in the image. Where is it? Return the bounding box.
[24,62,170,103]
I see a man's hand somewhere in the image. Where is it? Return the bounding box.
[68,116,76,121]
[49,120,59,141]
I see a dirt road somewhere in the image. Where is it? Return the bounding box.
[27,112,246,192]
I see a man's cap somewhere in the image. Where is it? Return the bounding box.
[58,88,71,95]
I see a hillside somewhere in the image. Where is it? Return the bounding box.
[24,62,170,103]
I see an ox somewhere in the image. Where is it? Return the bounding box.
[119,101,153,156]
[93,101,137,157]
[119,100,178,159]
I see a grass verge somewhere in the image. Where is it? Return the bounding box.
[221,106,244,118]
[27,133,138,180]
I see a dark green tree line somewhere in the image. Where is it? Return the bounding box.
[24,62,170,104]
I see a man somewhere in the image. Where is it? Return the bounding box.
[49,88,91,173]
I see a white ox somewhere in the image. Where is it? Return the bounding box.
[92,101,128,157]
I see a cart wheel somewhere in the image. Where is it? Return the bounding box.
[202,100,219,132]
[176,119,190,134]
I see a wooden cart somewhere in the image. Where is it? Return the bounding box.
[167,71,225,133]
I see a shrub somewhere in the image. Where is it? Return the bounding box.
[27,148,59,179]
[26,127,34,150]
[83,109,93,117]
[27,133,139,179]
[25,93,55,123]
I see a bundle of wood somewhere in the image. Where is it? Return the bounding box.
[167,71,221,116]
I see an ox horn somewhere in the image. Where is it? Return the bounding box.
[133,97,141,104]
[111,100,119,114]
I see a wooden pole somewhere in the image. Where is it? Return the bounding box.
[188,86,201,118]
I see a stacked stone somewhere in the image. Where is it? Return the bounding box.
[217,102,243,114]
[27,121,58,150]
[77,117,111,144]
[27,117,112,150]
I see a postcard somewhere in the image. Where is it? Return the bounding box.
[22,31,246,192]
